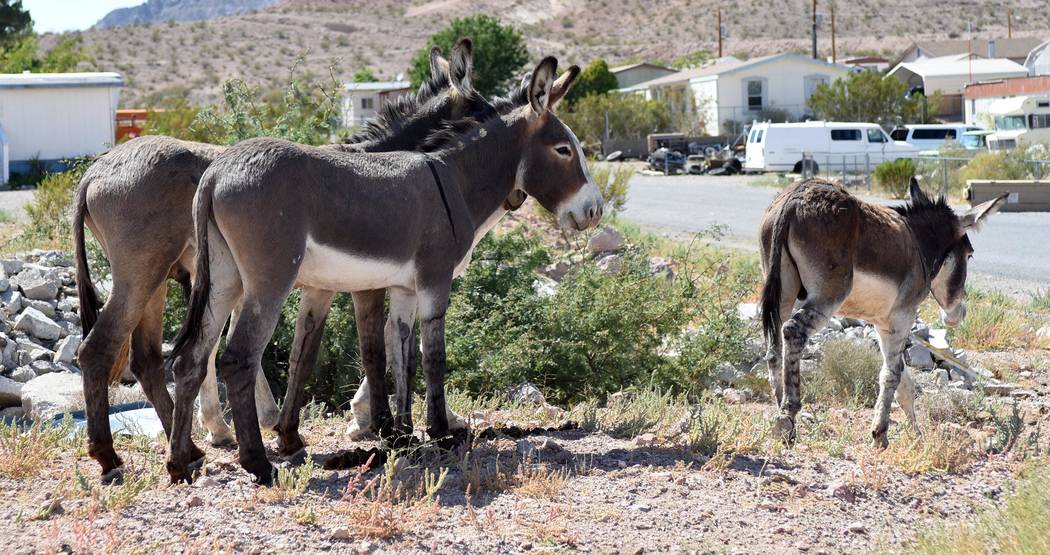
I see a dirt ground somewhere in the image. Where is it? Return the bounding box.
[4,368,1049,555]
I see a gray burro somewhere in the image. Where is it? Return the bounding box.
[0,250,86,421]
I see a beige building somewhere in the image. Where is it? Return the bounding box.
[341,80,412,129]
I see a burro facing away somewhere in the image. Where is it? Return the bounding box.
[167,56,602,484]
[759,177,1007,448]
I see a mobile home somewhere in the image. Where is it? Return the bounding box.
[0,72,123,184]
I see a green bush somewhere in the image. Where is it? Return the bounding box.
[561,93,672,147]
[444,227,751,404]
[538,160,633,226]
[873,158,915,198]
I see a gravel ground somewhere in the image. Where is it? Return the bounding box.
[0,189,35,221]
[5,372,1049,555]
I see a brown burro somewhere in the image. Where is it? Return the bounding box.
[72,40,487,483]
[167,56,602,484]
[759,177,1007,448]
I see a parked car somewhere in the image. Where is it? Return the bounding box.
[889,124,984,151]
[744,121,916,174]
[986,95,1050,150]
[647,147,686,173]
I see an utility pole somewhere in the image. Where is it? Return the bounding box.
[717,8,723,58]
[831,3,836,63]
[811,0,818,60]
[1007,9,1013,39]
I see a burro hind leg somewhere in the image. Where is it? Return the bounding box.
[351,290,394,439]
[275,286,335,457]
[419,281,456,446]
[871,315,912,449]
[777,303,832,444]
[217,289,291,486]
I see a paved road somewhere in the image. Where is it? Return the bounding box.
[622,174,1050,296]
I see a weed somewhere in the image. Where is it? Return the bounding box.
[596,388,689,439]
[905,467,1050,554]
[512,463,568,500]
[336,452,447,540]
[877,425,980,474]
[807,338,882,407]
[0,417,80,479]
[259,456,317,503]
[873,158,915,198]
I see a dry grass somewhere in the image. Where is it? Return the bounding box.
[512,463,569,500]
[256,456,317,503]
[0,418,81,479]
[904,464,1050,554]
[874,426,981,474]
[807,338,882,407]
[920,289,1049,351]
[334,452,446,540]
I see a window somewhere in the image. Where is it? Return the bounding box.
[890,128,909,141]
[1030,114,1050,129]
[748,129,757,143]
[831,129,862,141]
[911,129,950,140]
[995,115,1026,130]
[756,130,764,142]
[360,97,374,110]
[745,79,764,111]
[867,128,887,143]
[1038,101,1050,108]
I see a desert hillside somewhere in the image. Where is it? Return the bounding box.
[37,0,1050,107]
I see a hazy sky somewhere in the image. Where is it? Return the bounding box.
[23,0,144,33]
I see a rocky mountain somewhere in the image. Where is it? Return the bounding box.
[94,0,279,29]
[49,0,1050,107]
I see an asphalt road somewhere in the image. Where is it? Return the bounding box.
[621,173,1050,296]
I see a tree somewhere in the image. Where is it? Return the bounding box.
[408,15,528,97]
[806,71,923,128]
[563,59,619,107]
[0,34,89,73]
[0,0,31,46]
[352,67,378,83]
[560,93,672,147]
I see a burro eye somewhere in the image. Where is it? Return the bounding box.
[555,145,572,157]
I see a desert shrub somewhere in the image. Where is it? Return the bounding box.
[873,157,914,198]
[807,338,881,406]
[22,157,91,247]
[444,227,751,404]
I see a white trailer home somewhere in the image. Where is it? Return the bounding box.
[0,72,123,184]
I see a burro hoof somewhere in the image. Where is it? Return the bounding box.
[871,429,889,450]
[206,431,237,448]
[774,414,796,445]
[276,432,307,459]
[248,463,276,487]
[100,465,126,485]
[346,419,376,441]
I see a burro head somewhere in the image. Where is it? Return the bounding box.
[913,179,1008,327]
[515,57,604,231]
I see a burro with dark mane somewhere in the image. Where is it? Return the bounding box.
[760,177,1006,447]
[72,40,486,482]
[167,56,601,484]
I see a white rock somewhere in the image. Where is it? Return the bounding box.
[55,335,81,364]
[933,369,950,387]
[14,270,60,301]
[0,277,8,293]
[0,406,25,419]
[595,253,622,273]
[0,334,17,368]
[984,383,1019,397]
[57,297,79,312]
[736,302,759,321]
[587,226,625,254]
[928,329,950,350]
[8,365,36,383]
[1,289,22,313]
[329,527,351,541]
[905,344,935,369]
[507,382,546,405]
[722,388,751,404]
[25,299,56,319]
[0,375,23,407]
[0,259,23,274]
[21,372,83,420]
[14,308,62,341]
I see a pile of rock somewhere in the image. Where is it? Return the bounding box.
[729,303,1032,400]
[0,250,87,421]
[536,226,675,295]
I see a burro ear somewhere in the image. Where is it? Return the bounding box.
[909,177,931,206]
[429,46,450,81]
[528,56,559,114]
[449,37,474,95]
[548,65,580,110]
[959,193,1008,235]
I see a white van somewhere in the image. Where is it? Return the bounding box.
[889,124,984,151]
[986,96,1050,150]
[744,121,916,174]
